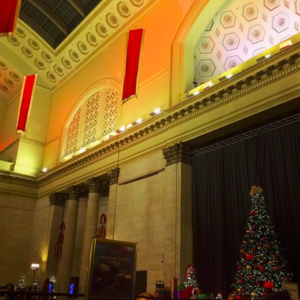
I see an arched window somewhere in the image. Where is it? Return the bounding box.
[63,87,118,159]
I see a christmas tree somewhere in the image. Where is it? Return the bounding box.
[17,274,26,291]
[232,186,292,299]
[182,265,199,288]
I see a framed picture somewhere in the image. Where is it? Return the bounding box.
[85,238,137,300]
[282,282,299,300]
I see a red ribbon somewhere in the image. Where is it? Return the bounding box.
[100,214,107,225]
[264,282,274,289]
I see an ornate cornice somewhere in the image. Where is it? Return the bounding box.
[163,142,192,166]
[108,168,120,185]
[67,186,80,200]
[0,172,37,188]
[85,177,101,193]
[49,193,68,207]
[25,46,300,186]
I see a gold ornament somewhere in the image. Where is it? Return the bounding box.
[237,289,241,292]
[260,254,264,257]
[268,261,272,265]
[251,292,257,298]
[246,265,252,269]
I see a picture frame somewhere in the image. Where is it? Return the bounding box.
[282,282,299,300]
[85,238,137,300]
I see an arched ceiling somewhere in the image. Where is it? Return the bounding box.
[19,0,103,49]
[0,0,149,95]
[194,0,300,84]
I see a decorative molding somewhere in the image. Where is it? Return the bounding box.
[67,186,80,200]
[0,172,37,187]
[108,167,120,185]
[163,143,192,166]
[29,46,300,185]
[86,177,101,193]
[119,168,164,185]
[49,192,67,206]
[0,0,152,91]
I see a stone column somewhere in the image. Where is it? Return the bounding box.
[163,142,193,282]
[79,178,101,293]
[56,186,80,293]
[106,168,120,239]
[44,193,67,279]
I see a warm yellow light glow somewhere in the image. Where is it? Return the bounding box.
[265,54,271,59]
[154,108,161,114]
[42,167,48,173]
[203,81,213,90]
[193,91,200,96]
[226,74,233,79]
[79,147,86,154]
[120,126,126,132]
[136,118,142,124]
[127,123,133,129]
[280,40,292,50]
[31,263,40,270]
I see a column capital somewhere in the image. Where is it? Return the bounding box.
[67,186,80,200]
[108,167,120,185]
[49,193,67,207]
[163,142,192,166]
[85,177,101,193]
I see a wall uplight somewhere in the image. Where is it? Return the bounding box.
[42,167,48,173]
[136,118,142,124]
[193,91,200,96]
[203,81,213,90]
[31,263,40,270]
[127,123,133,129]
[79,147,86,154]
[280,40,292,50]
[265,54,271,59]
[150,108,161,116]
[226,74,233,79]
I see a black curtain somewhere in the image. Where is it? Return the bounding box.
[192,117,300,296]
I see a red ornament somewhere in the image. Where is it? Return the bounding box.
[250,211,257,216]
[263,237,267,240]
[256,282,260,285]
[264,244,270,250]
[239,280,243,284]
[263,292,268,296]
[246,254,254,260]
[264,282,274,290]
[238,266,242,270]
[236,296,241,300]
[273,266,279,272]
[242,289,246,293]
[240,249,245,254]
[259,266,265,271]
[243,241,248,245]
[255,264,259,268]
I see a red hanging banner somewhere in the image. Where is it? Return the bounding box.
[0,0,21,37]
[122,28,145,104]
[16,75,37,135]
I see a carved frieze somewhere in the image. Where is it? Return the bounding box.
[163,142,192,166]
[49,193,68,206]
[108,167,120,185]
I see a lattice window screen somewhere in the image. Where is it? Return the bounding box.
[63,87,118,159]
[64,109,81,156]
[82,91,100,147]
[103,88,118,137]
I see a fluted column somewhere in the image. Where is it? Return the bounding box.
[79,178,101,293]
[57,186,79,293]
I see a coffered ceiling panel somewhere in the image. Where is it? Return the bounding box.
[194,0,300,85]
[0,0,149,92]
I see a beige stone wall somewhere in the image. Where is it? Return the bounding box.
[72,197,88,278]
[0,192,36,285]
[107,151,171,293]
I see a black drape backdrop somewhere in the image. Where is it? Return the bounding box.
[192,117,300,296]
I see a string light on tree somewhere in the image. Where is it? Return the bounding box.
[232,186,292,299]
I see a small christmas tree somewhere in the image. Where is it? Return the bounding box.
[33,278,40,292]
[17,274,26,291]
[232,186,292,299]
[183,265,199,288]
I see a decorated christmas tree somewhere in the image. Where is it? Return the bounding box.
[183,265,199,288]
[232,186,292,299]
[17,274,26,291]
